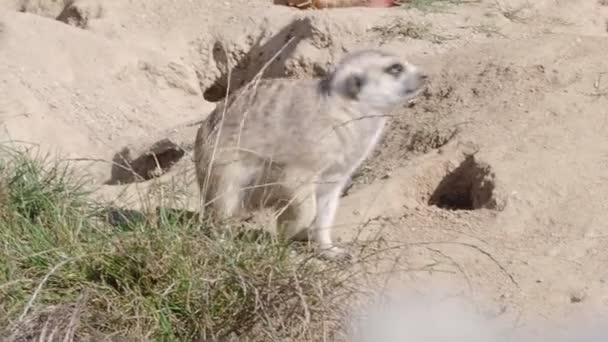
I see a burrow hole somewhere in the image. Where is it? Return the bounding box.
[428,155,498,210]
[106,139,185,185]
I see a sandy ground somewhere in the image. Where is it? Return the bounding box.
[3,0,608,339]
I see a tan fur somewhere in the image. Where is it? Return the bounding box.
[194,49,427,260]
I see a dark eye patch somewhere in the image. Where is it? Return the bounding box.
[385,63,404,76]
[344,74,366,99]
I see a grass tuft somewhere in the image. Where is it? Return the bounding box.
[0,146,355,341]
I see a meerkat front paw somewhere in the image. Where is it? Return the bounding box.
[317,245,353,263]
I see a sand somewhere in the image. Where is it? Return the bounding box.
[2,0,608,338]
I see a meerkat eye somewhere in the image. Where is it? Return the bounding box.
[385,63,404,76]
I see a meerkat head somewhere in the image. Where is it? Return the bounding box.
[324,49,427,111]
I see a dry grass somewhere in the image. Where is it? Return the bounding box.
[371,19,456,44]
[397,0,480,11]
[0,145,362,341]
[492,0,534,23]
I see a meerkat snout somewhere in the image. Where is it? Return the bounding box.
[399,64,428,96]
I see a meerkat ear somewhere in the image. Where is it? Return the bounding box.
[344,75,364,100]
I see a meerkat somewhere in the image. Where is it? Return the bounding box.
[194,49,427,260]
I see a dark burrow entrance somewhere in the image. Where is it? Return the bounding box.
[428,155,498,210]
[106,139,185,185]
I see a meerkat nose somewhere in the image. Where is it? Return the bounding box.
[419,73,429,81]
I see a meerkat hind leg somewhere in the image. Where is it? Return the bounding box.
[210,162,254,220]
[274,168,318,241]
[276,186,317,241]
